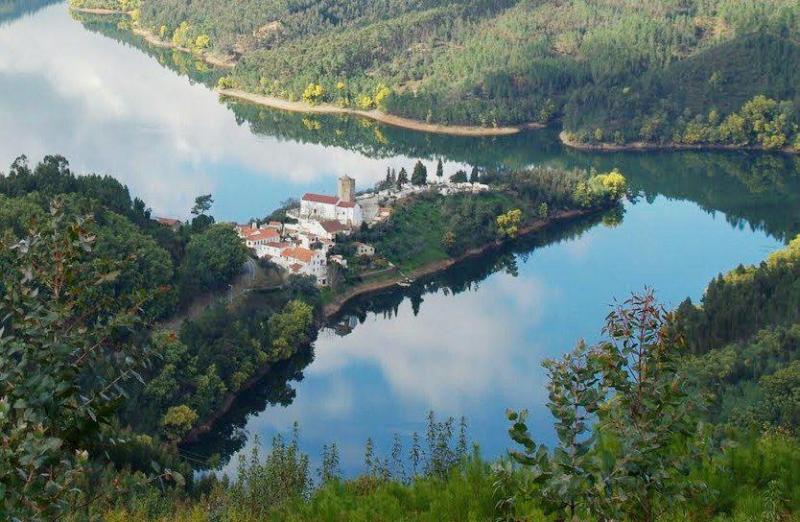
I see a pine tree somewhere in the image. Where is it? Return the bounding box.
[397,167,409,188]
[411,160,428,186]
[436,159,444,179]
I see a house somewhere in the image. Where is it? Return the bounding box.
[255,241,293,259]
[236,222,281,249]
[245,228,280,248]
[353,242,375,257]
[300,175,364,227]
[277,246,328,285]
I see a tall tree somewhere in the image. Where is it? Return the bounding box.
[411,161,428,186]
[190,194,215,232]
[397,167,409,188]
[436,159,444,179]
[191,194,213,216]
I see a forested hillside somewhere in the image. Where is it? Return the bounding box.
[0,156,321,517]
[88,0,800,149]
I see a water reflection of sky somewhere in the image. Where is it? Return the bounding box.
[0,3,461,221]
[222,197,781,476]
[1,1,790,480]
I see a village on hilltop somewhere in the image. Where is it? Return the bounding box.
[234,172,491,286]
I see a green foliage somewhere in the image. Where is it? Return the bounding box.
[0,202,151,519]
[268,299,314,358]
[301,83,326,104]
[357,166,622,270]
[677,234,800,355]
[449,170,467,183]
[229,427,312,516]
[120,0,800,140]
[178,223,248,300]
[162,404,199,441]
[410,160,427,186]
[69,0,140,11]
[190,193,213,216]
[496,208,522,238]
[508,291,699,521]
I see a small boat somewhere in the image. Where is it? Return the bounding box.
[397,278,413,288]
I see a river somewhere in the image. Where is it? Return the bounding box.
[2,1,798,476]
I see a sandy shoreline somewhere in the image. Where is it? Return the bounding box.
[69,6,125,15]
[69,6,236,68]
[559,131,798,155]
[131,26,237,68]
[218,88,544,137]
[69,6,542,136]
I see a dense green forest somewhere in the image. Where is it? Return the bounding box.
[4,154,800,519]
[0,156,323,518]
[77,0,800,149]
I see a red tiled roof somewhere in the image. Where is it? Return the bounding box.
[248,229,279,241]
[289,263,303,273]
[336,200,355,208]
[320,220,345,233]
[302,193,339,205]
[237,225,255,236]
[282,247,316,263]
[156,217,181,227]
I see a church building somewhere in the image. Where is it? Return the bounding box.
[300,175,363,227]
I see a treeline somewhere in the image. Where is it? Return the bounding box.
[0,155,247,311]
[676,236,800,433]
[113,0,800,147]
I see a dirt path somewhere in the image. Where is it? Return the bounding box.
[218,89,545,137]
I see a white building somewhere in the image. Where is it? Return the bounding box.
[276,246,328,285]
[300,175,364,227]
[244,228,279,248]
[254,241,293,259]
[236,223,281,249]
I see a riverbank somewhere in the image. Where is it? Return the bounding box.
[68,6,237,68]
[69,6,541,136]
[559,131,799,155]
[179,207,594,444]
[69,6,124,15]
[218,88,544,137]
[322,208,591,319]
[132,25,236,68]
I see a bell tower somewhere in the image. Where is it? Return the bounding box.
[338,175,355,203]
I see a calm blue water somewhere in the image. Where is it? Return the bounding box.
[1,1,796,477]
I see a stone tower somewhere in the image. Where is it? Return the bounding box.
[338,175,355,203]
